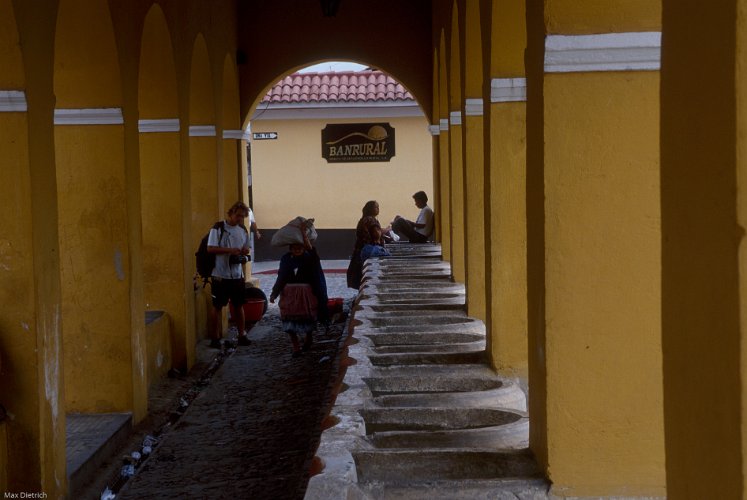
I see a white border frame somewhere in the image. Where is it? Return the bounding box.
[545,32,662,73]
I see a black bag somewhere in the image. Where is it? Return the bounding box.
[195,222,225,286]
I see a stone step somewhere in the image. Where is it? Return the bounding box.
[364,478,550,500]
[371,386,526,412]
[368,420,529,450]
[353,449,540,483]
[372,341,485,354]
[359,407,524,433]
[66,412,132,496]
[368,349,487,366]
[366,332,485,346]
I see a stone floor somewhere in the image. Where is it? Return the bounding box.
[77,270,356,499]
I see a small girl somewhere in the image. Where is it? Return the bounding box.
[269,222,328,356]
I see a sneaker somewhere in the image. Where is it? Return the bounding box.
[237,335,251,346]
[209,339,222,349]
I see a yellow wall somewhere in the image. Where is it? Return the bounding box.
[482,0,528,377]
[56,126,135,413]
[545,0,661,34]
[524,0,666,495]
[542,72,664,495]
[251,115,434,229]
[487,102,527,375]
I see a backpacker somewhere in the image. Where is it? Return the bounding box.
[195,221,225,286]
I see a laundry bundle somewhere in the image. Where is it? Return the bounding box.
[270,216,318,247]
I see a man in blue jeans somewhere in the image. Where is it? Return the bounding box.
[391,190,434,243]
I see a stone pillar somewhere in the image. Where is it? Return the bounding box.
[661,0,745,496]
[222,129,242,209]
[189,125,220,252]
[484,0,528,376]
[526,2,666,495]
[139,119,193,369]
[0,88,66,496]
[438,117,452,262]
[462,98,486,320]
[437,39,452,262]
[448,110,466,283]
[55,108,146,419]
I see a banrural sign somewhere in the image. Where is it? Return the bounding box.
[321,123,395,163]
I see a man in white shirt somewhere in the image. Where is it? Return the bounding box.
[391,191,435,243]
[207,201,251,347]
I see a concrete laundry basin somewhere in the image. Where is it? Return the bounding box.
[368,350,487,365]
[372,341,485,354]
[366,331,485,346]
[363,374,503,395]
[364,315,476,328]
[368,419,529,450]
[359,407,522,433]
[353,449,539,483]
[370,385,526,411]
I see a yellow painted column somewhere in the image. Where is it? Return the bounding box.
[483,0,528,376]
[222,130,243,209]
[486,79,527,376]
[0,90,66,496]
[55,111,146,417]
[448,110,466,283]
[429,128,442,244]
[139,119,194,370]
[437,40,452,262]
[189,126,220,252]
[462,100,486,320]
[526,2,665,496]
[438,117,452,262]
[190,126,220,340]
[660,0,744,497]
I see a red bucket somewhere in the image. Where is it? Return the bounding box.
[327,297,343,314]
[243,298,266,322]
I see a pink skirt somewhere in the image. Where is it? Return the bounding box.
[279,283,318,321]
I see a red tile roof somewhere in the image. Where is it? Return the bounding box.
[262,70,414,104]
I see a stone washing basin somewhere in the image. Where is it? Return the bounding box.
[353,449,539,483]
[365,316,475,328]
[366,332,484,346]
[372,341,485,354]
[368,350,487,366]
[368,420,529,450]
[359,407,522,433]
[363,375,502,396]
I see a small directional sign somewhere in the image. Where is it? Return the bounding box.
[252,132,278,140]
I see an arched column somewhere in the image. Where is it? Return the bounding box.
[189,34,219,340]
[448,3,466,283]
[526,1,665,495]
[221,55,251,274]
[430,49,442,244]
[483,0,528,375]
[221,55,244,209]
[661,0,745,496]
[138,5,194,370]
[0,1,65,494]
[459,0,487,321]
[54,0,147,419]
[437,32,452,263]
[189,34,219,253]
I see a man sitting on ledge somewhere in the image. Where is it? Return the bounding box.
[391,190,434,243]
